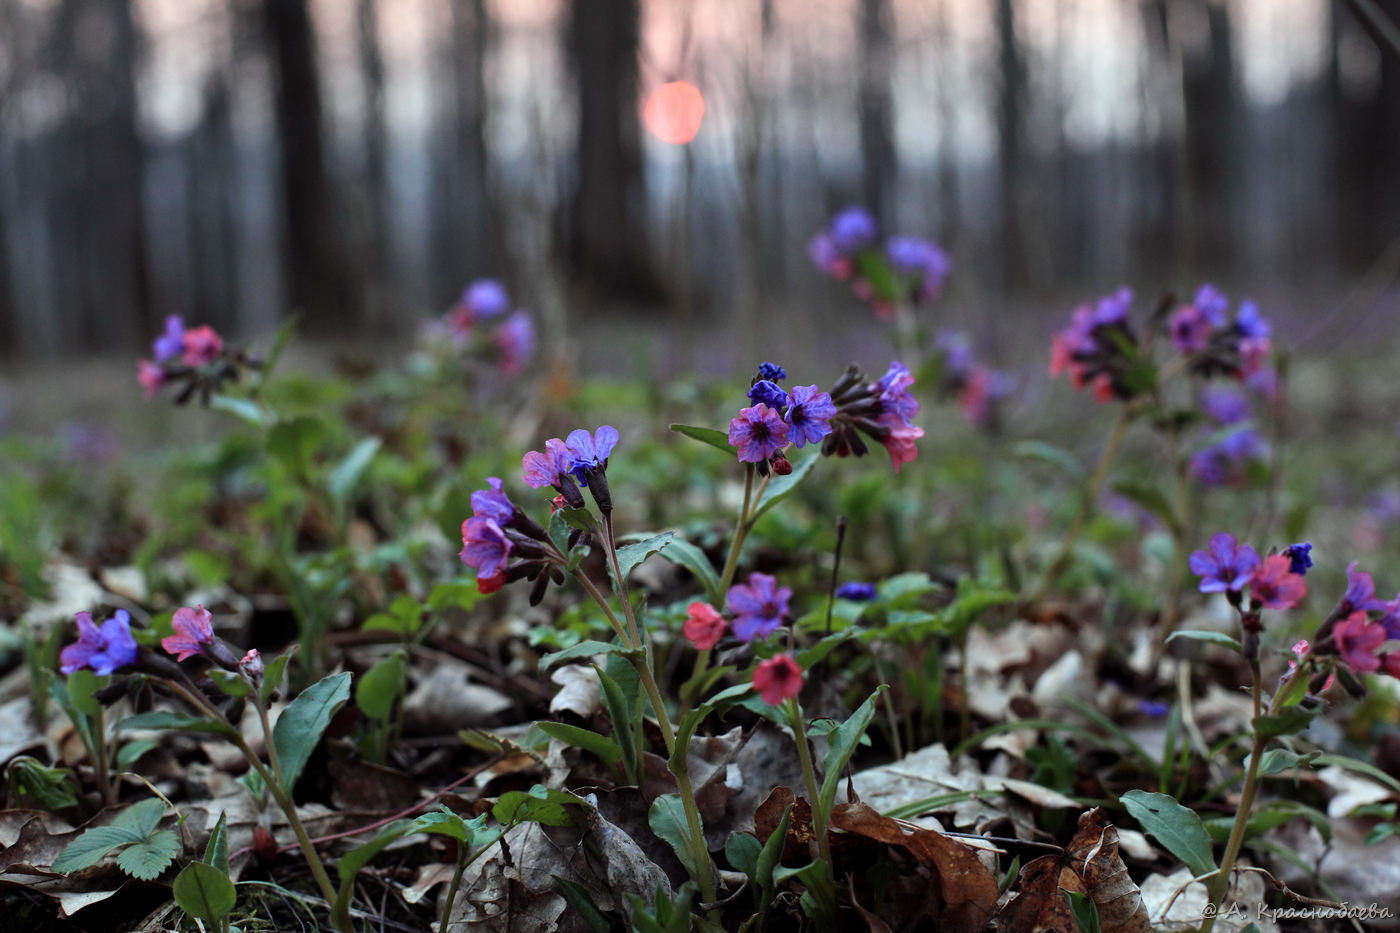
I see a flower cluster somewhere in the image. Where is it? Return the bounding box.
[1189,385,1269,487]
[1169,284,1274,381]
[1048,287,1139,402]
[934,331,1012,425]
[425,278,535,375]
[137,316,256,405]
[808,207,951,317]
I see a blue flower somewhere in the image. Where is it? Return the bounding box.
[60,610,138,676]
[1188,532,1260,594]
[835,582,877,601]
[785,384,836,448]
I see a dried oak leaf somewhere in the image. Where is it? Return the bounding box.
[830,802,998,933]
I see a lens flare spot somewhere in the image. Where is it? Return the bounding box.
[643,81,705,145]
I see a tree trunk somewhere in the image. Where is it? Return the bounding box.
[563,0,661,303]
[263,0,355,331]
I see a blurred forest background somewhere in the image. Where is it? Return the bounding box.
[0,0,1398,362]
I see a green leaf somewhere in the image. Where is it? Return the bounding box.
[1120,790,1216,879]
[209,395,267,427]
[668,423,735,455]
[1061,888,1103,933]
[174,861,237,925]
[535,722,621,771]
[267,416,325,476]
[117,711,241,740]
[355,653,405,722]
[1166,630,1243,653]
[272,671,353,789]
[205,812,230,874]
[1252,706,1318,740]
[492,786,582,827]
[610,532,673,590]
[653,536,721,603]
[116,830,180,880]
[751,453,818,523]
[649,794,702,882]
[818,687,885,818]
[209,669,252,697]
[540,640,625,671]
[328,436,382,505]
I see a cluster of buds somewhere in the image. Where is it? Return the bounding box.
[137,316,259,405]
[934,331,1012,425]
[423,278,535,375]
[808,207,951,317]
[1169,285,1274,382]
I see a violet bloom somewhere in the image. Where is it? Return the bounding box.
[60,610,138,676]
[162,605,215,662]
[1194,284,1230,326]
[464,279,510,319]
[1334,611,1385,673]
[875,360,920,426]
[747,380,791,412]
[471,477,513,525]
[757,361,787,383]
[728,404,789,463]
[836,582,877,601]
[785,384,836,448]
[522,438,573,489]
[460,517,513,584]
[153,315,185,361]
[564,426,619,484]
[1169,305,1213,354]
[495,312,534,375]
[727,572,793,642]
[1283,542,1313,577]
[1248,555,1306,610]
[1189,532,1260,593]
[828,206,877,252]
[1342,561,1387,613]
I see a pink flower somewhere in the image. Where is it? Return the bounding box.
[683,602,727,650]
[1247,554,1306,610]
[1334,611,1386,673]
[163,605,215,661]
[182,326,224,366]
[752,654,803,705]
[877,412,922,474]
[137,359,165,399]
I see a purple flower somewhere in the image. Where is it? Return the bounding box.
[1189,532,1260,593]
[1282,542,1313,577]
[747,380,791,412]
[1248,554,1307,610]
[1200,386,1251,425]
[564,426,619,483]
[758,361,787,383]
[828,207,877,252]
[728,404,789,463]
[1169,305,1213,354]
[727,572,792,642]
[785,384,836,448]
[495,312,534,375]
[836,581,877,601]
[522,438,573,489]
[1193,284,1229,326]
[460,517,513,581]
[471,477,513,525]
[1343,561,1387,613]
[162,605,215,663]
[464,279,510,319]
[875,361,920,426]
[153,315,185,362]
[60,610,137,676]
